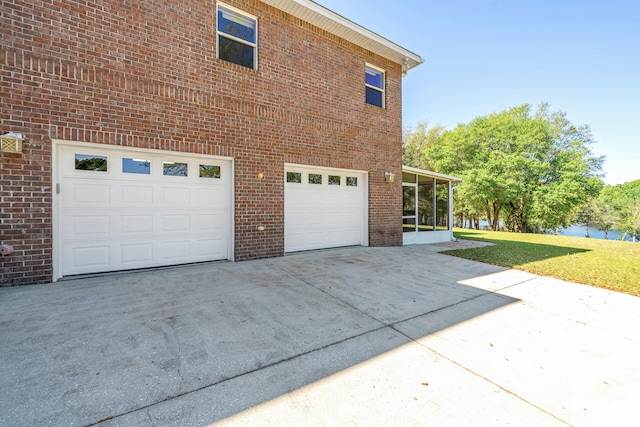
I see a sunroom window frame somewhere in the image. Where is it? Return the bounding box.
[216,2,258,70]
[365,63,385,108]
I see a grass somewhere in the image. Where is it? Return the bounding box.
[445,228,640,296]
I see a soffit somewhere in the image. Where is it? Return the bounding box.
[260,0,424,75]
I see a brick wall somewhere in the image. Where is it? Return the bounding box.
[0,0,404,285]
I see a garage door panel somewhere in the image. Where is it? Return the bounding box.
[161,187,191,205]
[196,238,227,257]
[325,212,343,225]
[71,246,110,269]
[197,187,228,207]
[121,243,153,264]
[121,215,154,233]
[58,143,232,277]
[72,215,110,236]
[342,212,361,223]
[285,213,303,227]
[327,230,357,245]
[306,231,325,246]
[71,184,110,204]
[198,214,230,232]
[121,185,154,204]
[305,212,325,226]
[161,241,191,261]
[161,215,190,232]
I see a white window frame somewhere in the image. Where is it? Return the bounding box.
[217,3,258,70]
[365,63,385,108]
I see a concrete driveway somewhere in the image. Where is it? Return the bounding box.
[1,245,639,426]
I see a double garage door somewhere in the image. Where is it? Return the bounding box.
[284,165,368,253]
[56,142,232,278]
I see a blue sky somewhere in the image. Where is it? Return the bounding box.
[318,0,639,185]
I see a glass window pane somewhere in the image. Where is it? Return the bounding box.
[366,87,383,107]
[218,36,255,69]
[308,173,322,184]
[286,172,302,183]
[122,158,151,174]
[436,182,449,230]
[418,183,434,231]
[218,6,256,43]
[163,161,188,177]
[403,186,416,216]
[328,175,340,185]
[346,177,358,187]
[200,165,221,178]
[75,154,107,172]
[365,67,383,89]
[403,217,416,233]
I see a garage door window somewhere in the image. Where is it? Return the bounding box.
[329,175,341,185]
[287,172,302,183]
[309,174,322,184]
[346,176,358,186]
[163,162,188,177]
[123,158,151,175]
[75,154,107,172]
[200,165,221,178]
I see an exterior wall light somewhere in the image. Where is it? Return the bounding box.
[1,132,25,153]
[384,171,395,183]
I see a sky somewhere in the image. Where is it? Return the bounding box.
[317,0,639,185]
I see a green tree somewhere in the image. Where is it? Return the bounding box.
[621,201,640,242]
[423,104,604,233]
[402,121,444,171]
[592,200,619,239]
[598,180,640,241]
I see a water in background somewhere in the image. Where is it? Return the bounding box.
[469,220,635,242]
[558,224,634,242]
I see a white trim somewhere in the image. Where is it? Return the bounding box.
[217,2,259,70]
[402,165,463,183]
[403,230,453,245]
[365,63,385,108]
[52,139,235,281]
[284,163,369,251]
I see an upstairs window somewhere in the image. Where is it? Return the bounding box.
[365,64,385,108]
[217,4,257,70]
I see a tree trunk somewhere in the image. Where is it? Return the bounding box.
[492,201,500,231]
[485,203,493,231]
[585,223,590,238]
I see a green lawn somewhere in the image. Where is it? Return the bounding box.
[446,228,640,296]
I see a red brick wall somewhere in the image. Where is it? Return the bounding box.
[0,0,404,285]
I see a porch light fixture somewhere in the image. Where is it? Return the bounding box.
[385,171,395,183]
[1,132,25,153]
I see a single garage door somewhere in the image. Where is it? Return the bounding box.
[55,142,232,277]
[285,165,368,252]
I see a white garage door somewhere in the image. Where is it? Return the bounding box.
[285,165,368,252]
[55,142,232,277]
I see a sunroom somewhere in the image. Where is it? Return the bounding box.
[402,166,462,245]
